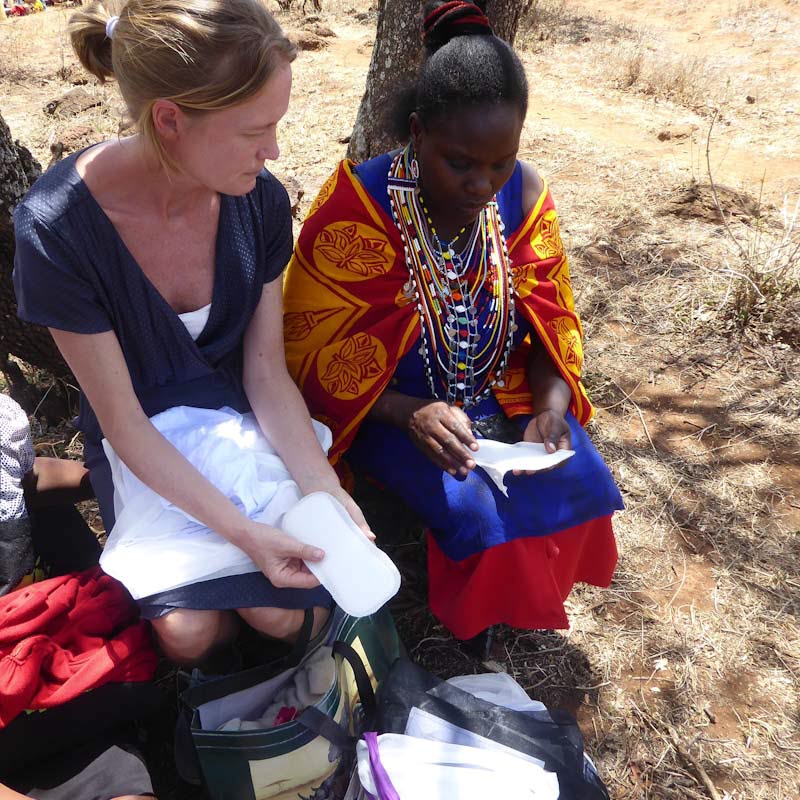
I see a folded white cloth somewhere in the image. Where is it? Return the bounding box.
[99,406,331,599]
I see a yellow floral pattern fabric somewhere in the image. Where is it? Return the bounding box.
[317,333,388,399]
[531,209,564,259]
[312,222,395,281]
[549,316,584,373]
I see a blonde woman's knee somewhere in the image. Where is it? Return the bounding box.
[151,608,237,667]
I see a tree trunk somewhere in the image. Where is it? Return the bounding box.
[490,0,533,44]
[1,112,70,382]
[348,0,529,162]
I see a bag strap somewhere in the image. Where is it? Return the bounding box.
[333,640,376,724]
[285,607,316,667]
[295,639,378,751]
[174,707,204,786]
[364,731,401,800]
[296,705,355,750]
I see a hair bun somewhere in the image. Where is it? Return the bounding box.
[422,1,493,52]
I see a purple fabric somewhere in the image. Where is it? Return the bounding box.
[363,732,401,800]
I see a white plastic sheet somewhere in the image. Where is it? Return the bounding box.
[446,672,548,713]
[99,406,332,600]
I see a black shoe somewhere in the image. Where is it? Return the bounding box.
[460,626,495,660]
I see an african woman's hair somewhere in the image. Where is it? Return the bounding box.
[388,0,528,139]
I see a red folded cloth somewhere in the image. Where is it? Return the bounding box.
[0,566,157,727]
[274,706,298,726]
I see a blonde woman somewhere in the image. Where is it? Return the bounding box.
[12,0,367,668]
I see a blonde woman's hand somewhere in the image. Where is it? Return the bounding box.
[325,484,376,543]
[240,520,324,589]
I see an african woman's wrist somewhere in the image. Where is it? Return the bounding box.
[530,388,570,419]
[528,371,571,416]
[531,405,567,421]
[369,390,432,430]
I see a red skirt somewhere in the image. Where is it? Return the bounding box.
[427,515,618,640]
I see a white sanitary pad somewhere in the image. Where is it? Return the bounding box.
[472,440,575,497]
[280,492,401,618]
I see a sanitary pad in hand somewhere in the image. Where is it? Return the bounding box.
[472,440,575,497]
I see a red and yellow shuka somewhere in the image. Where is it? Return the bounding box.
[284,157,620,639]
[284,159,592,464]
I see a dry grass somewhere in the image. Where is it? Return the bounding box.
[518,0,636,49]
[719,0,798,33]
[611,44,728,115]
[519,115,800,797]
[716,193,800,341]
[517,0,570,43]
[2,2,799,799]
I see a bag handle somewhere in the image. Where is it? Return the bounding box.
[285,607,316,667]
[295,639,378,749]
[296,705,355,750]
[363,732,401,800]
[333,640,376,724]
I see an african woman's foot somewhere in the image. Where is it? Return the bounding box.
[460,626,495,660]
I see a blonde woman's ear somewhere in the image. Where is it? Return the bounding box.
[151,100,182,141]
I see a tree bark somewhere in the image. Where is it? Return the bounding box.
[490,0,533,44]
[347,0,529,162]
[1,112,70,381]
[347,0,420,164]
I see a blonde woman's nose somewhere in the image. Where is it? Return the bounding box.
[257,133,280,162]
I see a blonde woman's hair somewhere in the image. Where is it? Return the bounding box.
[69,0,296,168]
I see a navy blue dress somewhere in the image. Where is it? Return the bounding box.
[13,150,331,615]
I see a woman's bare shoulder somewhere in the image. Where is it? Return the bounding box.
[519,160,545,217]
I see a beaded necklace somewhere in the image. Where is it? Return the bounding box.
[387,144,516,408]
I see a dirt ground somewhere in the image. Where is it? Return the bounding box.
[1,1,798,798]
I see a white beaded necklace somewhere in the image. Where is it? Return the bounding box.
[387,145,516,408]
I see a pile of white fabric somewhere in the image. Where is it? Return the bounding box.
[100,406,332,600]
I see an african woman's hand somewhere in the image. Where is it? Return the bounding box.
[511,410,572,476]
[523,409,571,452]
[408,401,478,476]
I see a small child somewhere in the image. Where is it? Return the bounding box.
[0,393,159,800]
[1,392,101,594]
[0,393,36,595]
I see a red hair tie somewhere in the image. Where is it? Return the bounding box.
[423,1,491,36]
[451,12,491,28]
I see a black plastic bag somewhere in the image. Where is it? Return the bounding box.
[376,659,609,800]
